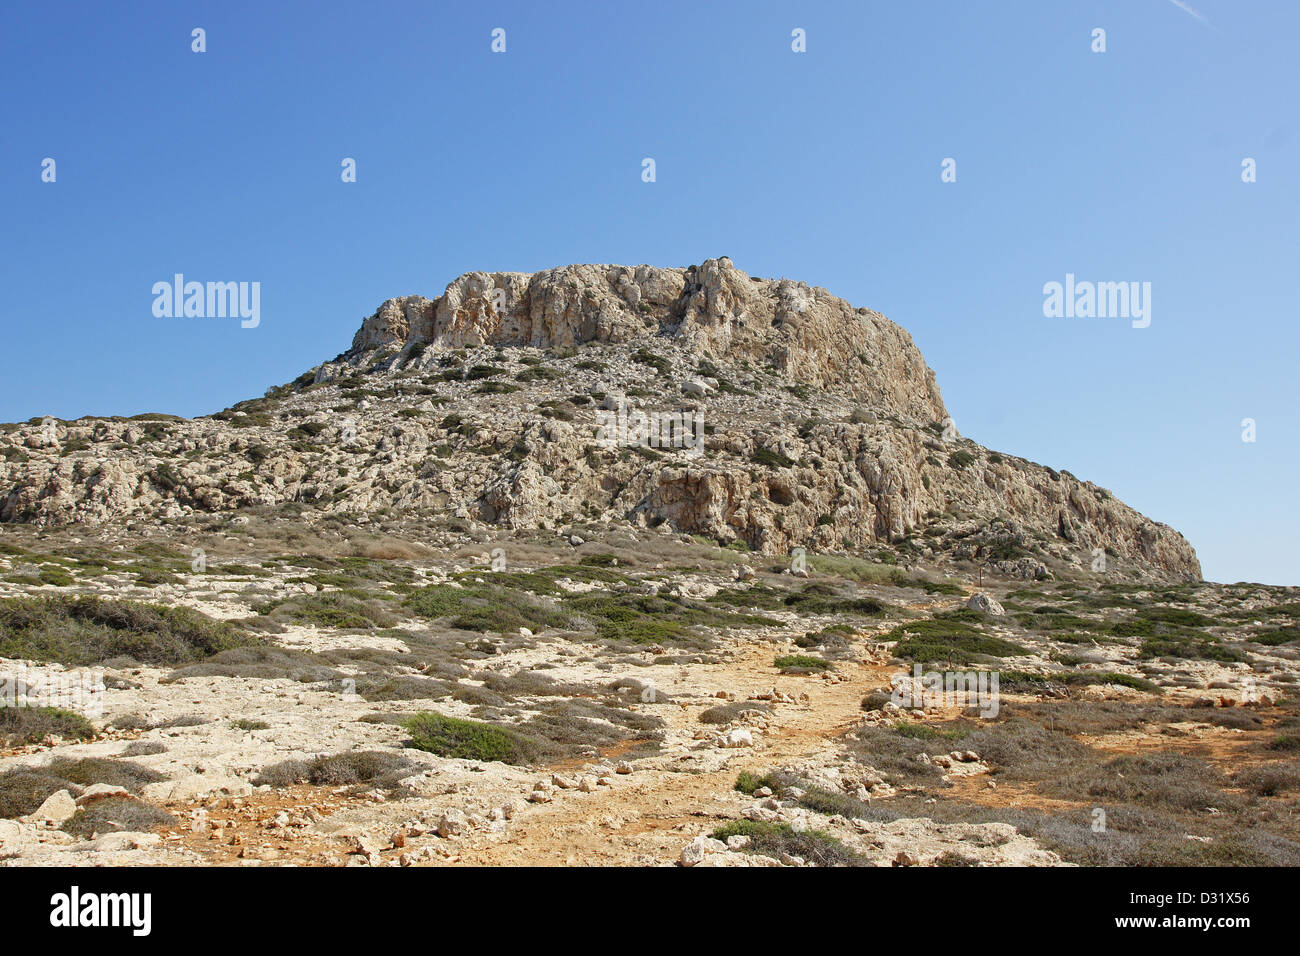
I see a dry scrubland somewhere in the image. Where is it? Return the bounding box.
[0,259,1294,866]
[0,521,1296,867]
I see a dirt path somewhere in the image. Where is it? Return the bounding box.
[445,641,896,866]
[148,634,899,867]
[155,627,927,867]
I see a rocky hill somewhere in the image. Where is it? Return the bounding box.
[7,261,1300,872]
[0,258,1200,582]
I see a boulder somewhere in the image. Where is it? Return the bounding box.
[966,593,1005,616]
[25,789,77,824]
[680,834,727,867]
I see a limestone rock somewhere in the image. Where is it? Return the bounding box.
[0,257,1201,582]
[966,593,1005,616]
[25,789,77,824]
[437,809,467,838]
[76,784,130,805]
[719,727,755,748]
[680,834,727,867]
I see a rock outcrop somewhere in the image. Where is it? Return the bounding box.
[0,258,1201,581]
[351,258,947,423]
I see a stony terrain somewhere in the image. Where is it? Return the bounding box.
[1,259,1294,868]
[0,258,1198,581]
[0,525,1296,867]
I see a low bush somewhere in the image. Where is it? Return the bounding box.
[711,819,864,867]
[0,595,257,666]
[887,617,1027,663]
[42,757,164,792]
[402,712,542,764]
[253,750,417,789]
[62,797,177,838]
[0,705,95,747]
[699,701,771,724]
[774,654,832,673]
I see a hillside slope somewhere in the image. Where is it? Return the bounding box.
[0,258,1199,581]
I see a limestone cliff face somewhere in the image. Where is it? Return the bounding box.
[352,259,948,424]
[0,258,1201,581]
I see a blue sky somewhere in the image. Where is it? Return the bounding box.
[2,1,1296,584]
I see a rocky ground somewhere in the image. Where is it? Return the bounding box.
[1,522,1296,867]
[0,258,1199,580]
[0,259,1291,867]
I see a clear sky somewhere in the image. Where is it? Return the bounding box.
[2,1,1296,585]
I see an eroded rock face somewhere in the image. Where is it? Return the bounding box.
[351,258,946,422]
[0,258,1201,581]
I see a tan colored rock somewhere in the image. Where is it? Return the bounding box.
[75,783,130,805]
[25,789,77,824]
[0,258,1200,580]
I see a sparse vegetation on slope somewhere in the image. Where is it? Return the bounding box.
[0,595,258,666]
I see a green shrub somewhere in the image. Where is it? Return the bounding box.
[887,617,1027,663]
[270,592,397,630]
[782,583,885,616]
[62,797,177,838]
[563,591,774,646]
[253,750,416,789]
[0,595,258,666]
[710,819,864,867]
[787,383,820,403]
[151,463,183,491]
[701,701,772,724]
[0,706,95,748]
[42,757,164,792]
[407,582,571,634]
[1251,625,1300,646]
[287,421,328,440]
[134,567,181,585]
[751,448,796,469]
[766,773,875,819]
[733,770,771,794]
[1015,611,1103,632]
[515,366,563,382]
[37,567,75,587]
[1138,633,1247,663]
[230,412,273,428]
[893,720,968,740]
[999,670,1158,693]
[631,349,672,376]
[794,625,852,649]
[1144,607,1216,628]
[403,712,541,764]
[774,654,832,673]
[0,769,82,818]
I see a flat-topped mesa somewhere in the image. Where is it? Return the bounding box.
[350,257,949,423]
[0,257,1203,582]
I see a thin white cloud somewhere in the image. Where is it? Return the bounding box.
[1166,0,1212,27]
